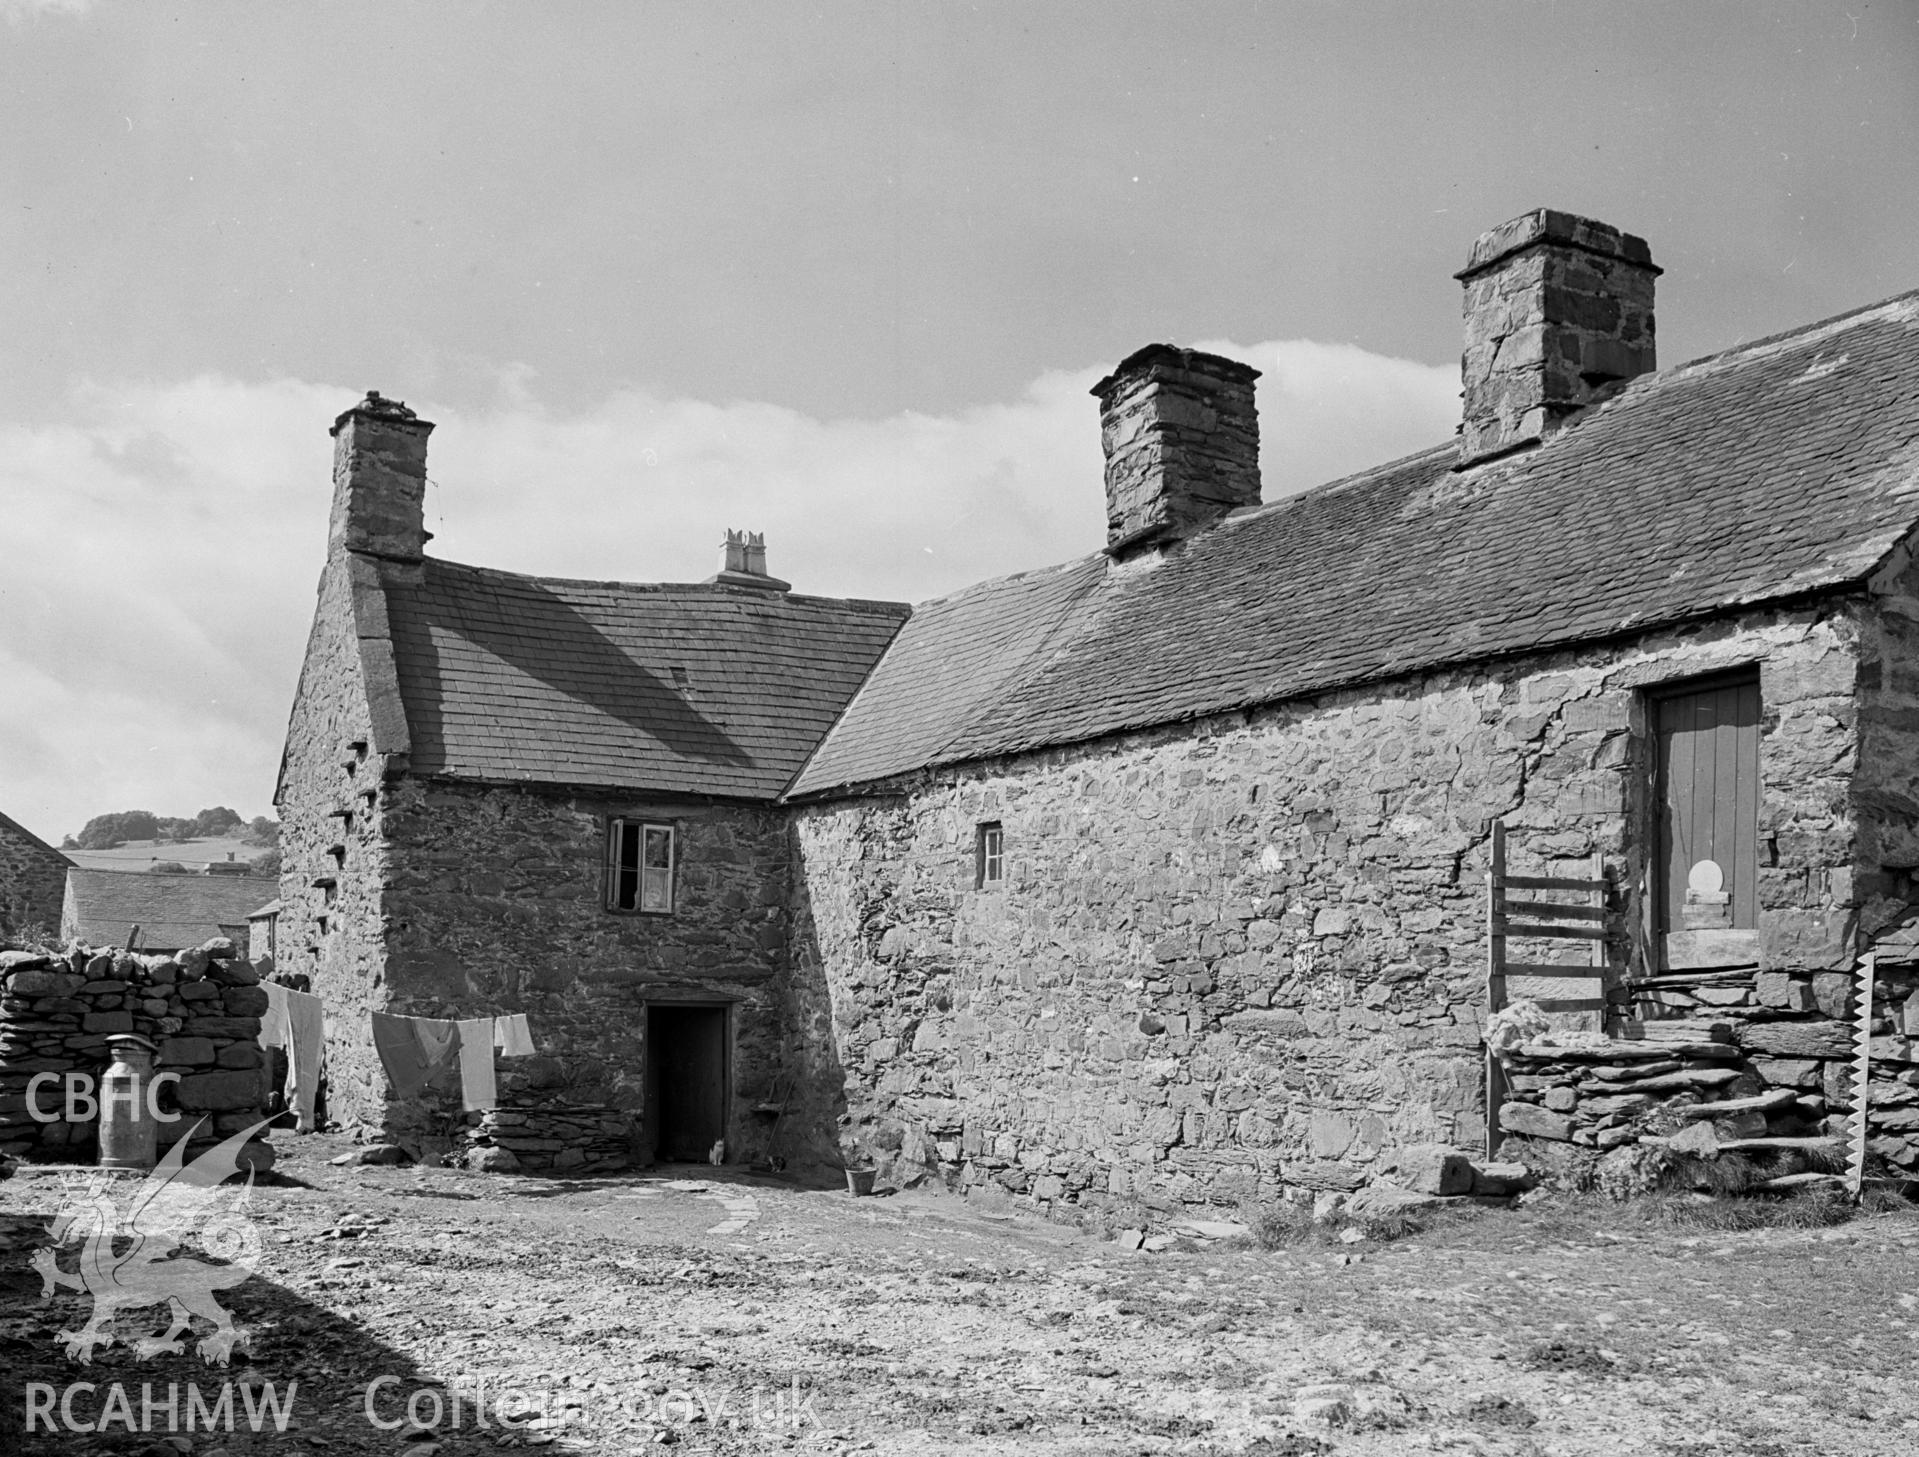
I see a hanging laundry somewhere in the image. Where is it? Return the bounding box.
[457,1017,497,1111]
[493,1012,535,1057]
[282,987,324,1133]
[256,982,322,1133]
[371,1012,463,1100]
[258,981,291,1050]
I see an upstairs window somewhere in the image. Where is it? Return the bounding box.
[976,822,1004,889]
[608,819,676,913]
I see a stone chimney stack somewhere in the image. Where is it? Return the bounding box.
[1456,209,1660,466]
[710,529,791,592]
[328,392,435,564]
[1091,345,1262,556]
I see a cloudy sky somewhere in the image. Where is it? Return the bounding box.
[2,2,1916,842]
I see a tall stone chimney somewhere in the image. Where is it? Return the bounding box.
[1456,209,1660,466]
[1091,345,1262,556]
[328,392,435,564]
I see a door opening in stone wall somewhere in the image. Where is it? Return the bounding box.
[645,1003,729,1163]
[1651,670,1762,948]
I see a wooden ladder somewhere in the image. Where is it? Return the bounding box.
[1485,822,1621,1156]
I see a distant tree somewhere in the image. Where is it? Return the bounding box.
[249,848,282,877]
[244,816,281,848]
[192,806,245,838]
[73,811,161,850]
[151,860,190,875]
[154,818,195,843]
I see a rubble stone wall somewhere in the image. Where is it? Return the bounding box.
[1857,548,1919,919]
[789,602,1866,1213]
[276,553,397,1134]
[0,942,270,1168]
[377,779,792,1166]
[0,817,70,942]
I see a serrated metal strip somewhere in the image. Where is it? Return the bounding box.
[1849,950,1876,1198]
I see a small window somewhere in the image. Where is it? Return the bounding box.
[976,822,1004,889]
[609,819,676,913]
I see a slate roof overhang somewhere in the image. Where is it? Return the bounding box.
[789,291,1919,799]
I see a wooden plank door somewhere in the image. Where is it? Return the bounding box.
[1653,674,1761,933]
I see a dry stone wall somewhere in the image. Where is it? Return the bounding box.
[790,602,1867,1214]
[0,938,272,1170]
[462,1057,632,1174]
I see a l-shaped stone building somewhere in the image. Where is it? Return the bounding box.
[276,209,1919,1202]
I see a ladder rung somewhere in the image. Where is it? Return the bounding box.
[1494,921,1610,941]
[1495,961,1618,979]
[1499,875,1607,892]
[1532,997,1608,1013]
[1498,899,1607,922]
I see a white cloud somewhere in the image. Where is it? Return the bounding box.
[0,343,1454,841]
[1,0,91,21]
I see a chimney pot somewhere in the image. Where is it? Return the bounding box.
[328,391,436,564]
[710,528,791,592]
[1456,209,1660,466]
[1091,345,1262,556]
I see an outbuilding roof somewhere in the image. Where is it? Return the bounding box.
[378,559,909,800]
[792,292,1919,796]
[63,869,279,952]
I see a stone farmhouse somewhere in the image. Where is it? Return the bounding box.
[0,810,71,941]
[277,208,1919,1205]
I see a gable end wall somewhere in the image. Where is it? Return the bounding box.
[0,818,69,941]
[275,553,400,1130]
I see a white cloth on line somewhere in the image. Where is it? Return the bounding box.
[493,1012,535,1057]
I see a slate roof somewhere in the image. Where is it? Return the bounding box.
[792,292,1919,796]
[380,559,910,799]
[64,869,279,952]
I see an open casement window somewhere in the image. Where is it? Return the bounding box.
[976,822,1004,889]
[608,819,676,914]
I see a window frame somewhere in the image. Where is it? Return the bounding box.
[607,817,678,915]
[975,821,1004,890]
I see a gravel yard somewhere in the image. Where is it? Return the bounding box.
[4,1135,1918,1456]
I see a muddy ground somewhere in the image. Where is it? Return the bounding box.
[2,1133,1917,1455]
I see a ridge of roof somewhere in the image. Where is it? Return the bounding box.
[1661,287,1919,379]
[415,553,911,617]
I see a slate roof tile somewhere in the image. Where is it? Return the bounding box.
[792,291,1919,796]
[381,560,910,799]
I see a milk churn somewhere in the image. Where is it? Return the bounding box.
[99,1033,162,1171]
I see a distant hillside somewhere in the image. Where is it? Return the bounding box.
[62,837,272,873]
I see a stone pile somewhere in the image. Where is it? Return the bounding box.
[0,938,273,1171]
[1492,959,1886,1188]
[462,1057,631,1175]
[1499,1028,1834,1149]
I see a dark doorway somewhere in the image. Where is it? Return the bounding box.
[645,1004,728,1162]
[1652,671,1762,934]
